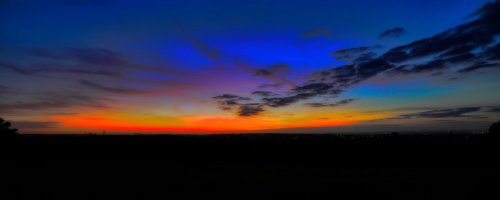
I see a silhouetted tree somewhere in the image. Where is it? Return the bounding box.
[489,121,500,136]
[0,117,18,136]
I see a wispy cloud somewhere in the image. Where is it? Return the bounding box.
[305,99,355,108]
[13,121,60,129]
[388,107,482,119]
[488,106,500,113]
[378,27,406,39]
[80,80,151,94]
[257,83,285,89]
[173,21,221,61]
[254,64,289,77]
[0,92,107,113]
[0,84,21,96]
[301,26,332,38]
[330,45,381,63]
[251,91,277,97]
[26,47,128,66]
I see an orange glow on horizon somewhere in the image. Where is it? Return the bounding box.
[51,112,360,133]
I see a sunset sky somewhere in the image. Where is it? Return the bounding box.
[1,0,499,134]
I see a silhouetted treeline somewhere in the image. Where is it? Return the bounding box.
[2,119,500,164]
[3,131,499,164]
[2,120,500,200]
[0,117,18,136]
[490,121,500,136]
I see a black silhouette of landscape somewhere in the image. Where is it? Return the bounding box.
[2,118,500,199]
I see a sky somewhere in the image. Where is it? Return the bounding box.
[1,0,499,134]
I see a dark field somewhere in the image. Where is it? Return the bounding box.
[2,134,500,199]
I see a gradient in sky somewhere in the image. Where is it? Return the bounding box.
[1,0,499,134]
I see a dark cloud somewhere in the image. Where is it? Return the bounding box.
[0,60,121,77]
[32,63,120,77]
[48,112,78,116]
[238,104,264,116]
[457,62,500,73]
[257,83,285,89]
[253,64,296,89]
[263,93,317,107]
[488,107,500,113]
[354,52,377,63]
[65,48,164,72]
[260,82,344,108]
[410,59,447,73]
[314,65,358,87]
[0,84,20,96]
[0,61,39,75]
[358,58,396,78]
[254,69,273,76]
[254,64,289,77]
[14,121,60,129]
[364,107,436,113]
[251,91,277,97]
[80,80,149,94]
[389,59,447,75]
[212,94,265,116]
[381,3,499,63]
[212,94,251,101]
[469,0,500,18]
[27,47,128,66]
[441,52,477,63]
[0,93,106,113]
[77,48,127,66]
[483,43,500,60]
[331,45,380,63]
[212,94,255,113]
[331,46,373,55]
[305,103,331,108]
[213,94,239,99]
[63,68,120,77]
[292,83,334,94]
[301,27,332,38]
[390,107,481,119]
[378,27,406,39]
[306,99,355,108]
[25,49,66,60]
[174,21,221,60]
[324,1,499,80]
[23,47,166,73]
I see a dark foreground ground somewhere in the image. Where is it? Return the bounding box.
[1,134,500,199]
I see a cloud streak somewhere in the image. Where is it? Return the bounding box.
[0,93,107,113]
[0,85,21,96]
[254,64,289,77]
[389,107,482,119]
[378,27,406,39]
[301,27,332,38]
[305,99,355,108]
[13,121,60,129]
[80,80,151,94]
